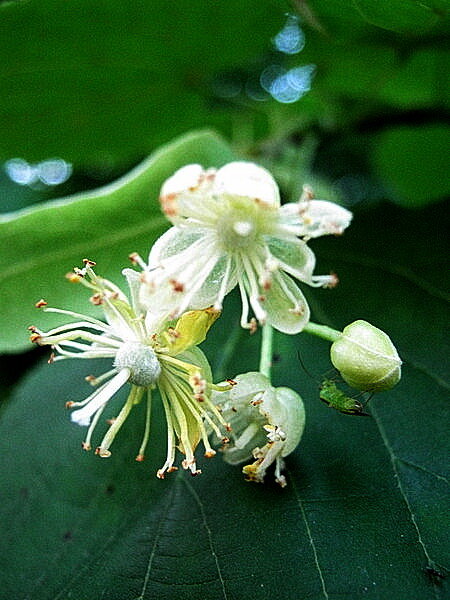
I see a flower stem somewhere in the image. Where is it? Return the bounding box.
[259,323,274,380]
[303,321,341,343]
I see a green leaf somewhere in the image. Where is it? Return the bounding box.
[372,125,450,207]
[0,201,448,599]
[0,0,284,166]
[0,130,234,353]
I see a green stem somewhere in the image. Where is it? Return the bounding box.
[303,321,341,343]
[259,323,274,380]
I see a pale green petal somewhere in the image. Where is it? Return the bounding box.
[188,254,238,309]
[122,268,145,317]
[279,200,352,238]
[178,346,212,382]
[148,226,204,266]
[266,235,316,282]
[272,387,305,457]
[263,271,310,334]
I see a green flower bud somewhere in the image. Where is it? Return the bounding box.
[330,320,402,392]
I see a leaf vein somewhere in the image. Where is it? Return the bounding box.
[286,466,330,600]
[182,476,229,600]
[371,406,442,599]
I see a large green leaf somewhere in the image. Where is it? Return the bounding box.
[0,0,284,166]
[0,130,234,353]
[0,201,448,599]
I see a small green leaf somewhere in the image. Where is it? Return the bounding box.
[0,130,234,353]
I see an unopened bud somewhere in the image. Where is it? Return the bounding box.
[330,320,402,392]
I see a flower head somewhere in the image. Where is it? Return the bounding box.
[140,162,352,334]
[30,260,231,478]
[211,372,305,487]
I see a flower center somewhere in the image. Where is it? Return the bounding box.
[217,214,258,251]
[114,342,161,387]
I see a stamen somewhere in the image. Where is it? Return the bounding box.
[310,273,339,288]
[136,390,152,461]
[82,403,107,452]
[70,369,130,426]
[128,252,148,271]
[157,389,178,478]
[97,386,143,457]
[85,368,118,387]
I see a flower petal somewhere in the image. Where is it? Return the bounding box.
[280,200,352,238]
[160,164,205,197]
[148,226,204,267]
[263,271,310,334]
[266,235,316,283]
[213,161,280,208]
[271,387,305,457]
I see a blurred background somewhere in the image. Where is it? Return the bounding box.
[0,0,448,213]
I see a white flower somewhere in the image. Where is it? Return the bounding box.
[211,372,305,487]
[30,260,232,478]
[140,162,352,334]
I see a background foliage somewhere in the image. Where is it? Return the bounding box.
[0,1,448,598]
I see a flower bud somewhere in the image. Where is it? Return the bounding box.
[330,320,402,392]
[212,372,305,487]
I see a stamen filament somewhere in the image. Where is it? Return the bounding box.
[97,385,142,456]
[136,390,152,459]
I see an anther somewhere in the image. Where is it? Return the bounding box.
[65,401,74,408]
[325,272,339,288]
[29,332,41,343]
[204,450,216,458]
[66,272,82,283]
[90,293,103,305]
[95,447,111,458]
[35,299,48,308]
[83,259,96,267]
[81,442,91,451]
[48,352,55,364]
[169,279,185,293]
[299,184,314,204]
[85,375,97,385]
[135,454,145,462]
[226,379,237,386]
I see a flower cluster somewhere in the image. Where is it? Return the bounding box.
[30,159,393,487]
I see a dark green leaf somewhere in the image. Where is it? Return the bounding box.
[0,130,234,353]
[0,0,284,166]
[0,201,448,599]
[372,125,450,207]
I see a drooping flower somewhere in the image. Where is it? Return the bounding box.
[140,162,352,334]
[211,372,305,487]
[29,260,232,478]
